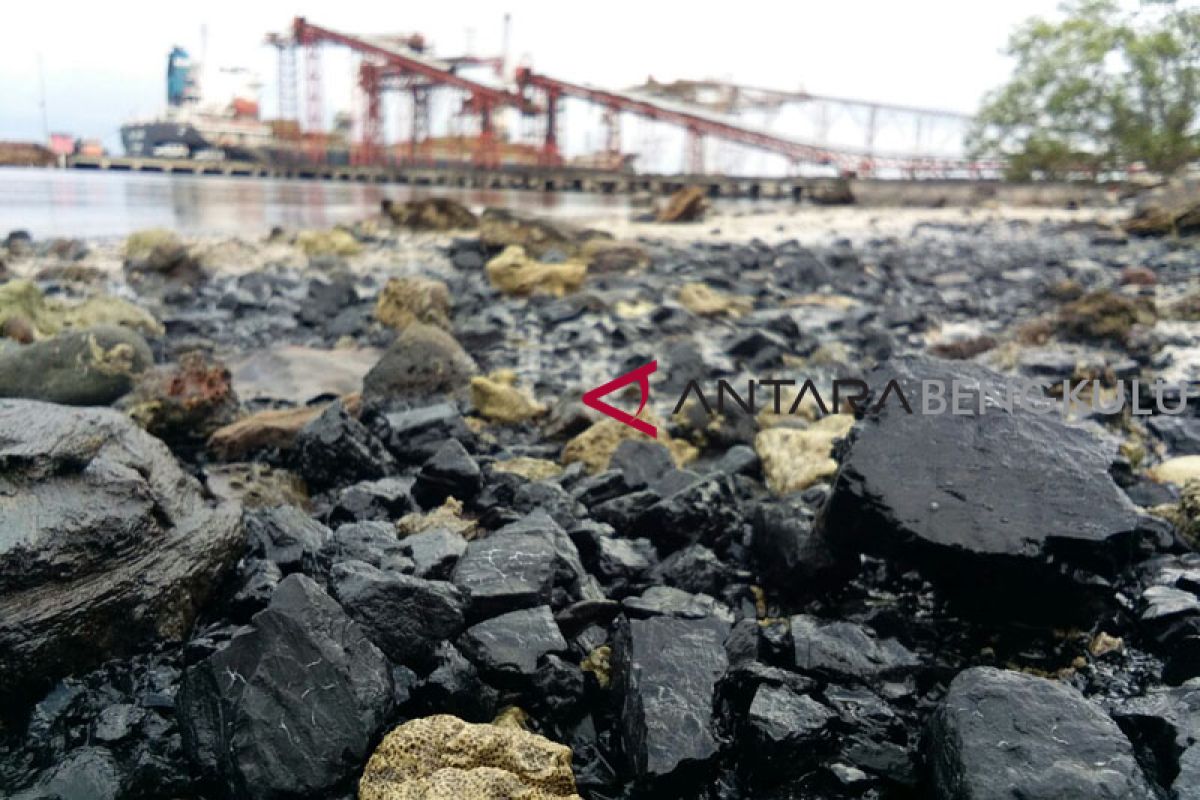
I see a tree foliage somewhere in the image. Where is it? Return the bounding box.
[970,0,1200,180]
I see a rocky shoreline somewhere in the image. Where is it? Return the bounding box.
[0,197,1199,799]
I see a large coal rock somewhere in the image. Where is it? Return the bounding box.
[0,400,242,700]
[451,511,588,621]
[328,559,465,669]
[611,614,730,787]
[929,667,1156,799]
[818,356,1157,620]
[457,605,568,685]
[178,574,393,800]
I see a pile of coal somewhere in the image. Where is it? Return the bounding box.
[1,207,1199,800]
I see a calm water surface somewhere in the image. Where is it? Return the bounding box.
[0,167,632,240]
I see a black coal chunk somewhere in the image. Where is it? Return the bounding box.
[611,614,730,786]
[790,615,918,683]
[451,511,587,620]
[407,642,498,723]
[457,605,568,684]
[928,667,1156,800]
[177,574,393,800]
[1111,680,1200,796]
[245,504,331,574]
[412,439,482,507]
[399,527,468,579]
[317,521,413,576]
[328,559,465,669]
[752,498,855,597]
[292,400,396,491]
[327,476,414,525]
[819,355,1157,621]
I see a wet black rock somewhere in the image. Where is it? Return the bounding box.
[746,682,835,766]
[820,356,1157,620]
[398,527,467,579]
[451,511,587,620]
[407,641,498,722]
[753,498,855,597]
[1111,679,1200,797]
[178,574,392,800]
[649,543,733,596]
[623,585,733,621]
[316,521,413,576]
[327,476,414,525]
[412,438,482,507]
[328,559,465,668]
[458,605,568,685]
[570,520,655,591]
[0,400,242,700]
[292,400,396,491]
[10,746,122,800]
[228,558,282,620]
[611,614,730,786]
[244,504,330,574]
[929,667,1156,800]
[636,473,742,553]
[790,615,918,683]
[370,401,472,465]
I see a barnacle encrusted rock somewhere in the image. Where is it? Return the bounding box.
[485,245,587,297]
[374,276,452,331]
[471,370,546,423]
[358,714,581,800]
[677,282,753,317]
[755,414,856,495]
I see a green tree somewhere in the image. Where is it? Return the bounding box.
[970,0,1200,180]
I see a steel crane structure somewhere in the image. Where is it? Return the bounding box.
[291,17,532,167]
[515,68,993,176]
[279,18,997,176]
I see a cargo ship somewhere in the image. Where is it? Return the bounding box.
[120,47,297,162]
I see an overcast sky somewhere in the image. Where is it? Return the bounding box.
[1,0,1064,154]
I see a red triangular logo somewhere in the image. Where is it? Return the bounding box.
[582,360,658,438]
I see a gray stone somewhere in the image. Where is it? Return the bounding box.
[0,325,152,405]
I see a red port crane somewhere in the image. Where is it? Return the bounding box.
[291,17,533,167]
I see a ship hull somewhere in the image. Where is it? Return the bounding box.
[120,121,259,161]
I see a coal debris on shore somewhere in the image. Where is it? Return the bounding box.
[1,203,1199,799]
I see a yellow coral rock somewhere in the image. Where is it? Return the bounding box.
[358,714,580,800]
[755,414,855,495]
[492,457,563,482]
[470,373,546,423]
[374,276,451,331]
[485,245,586,297]
[678,282,752,317]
